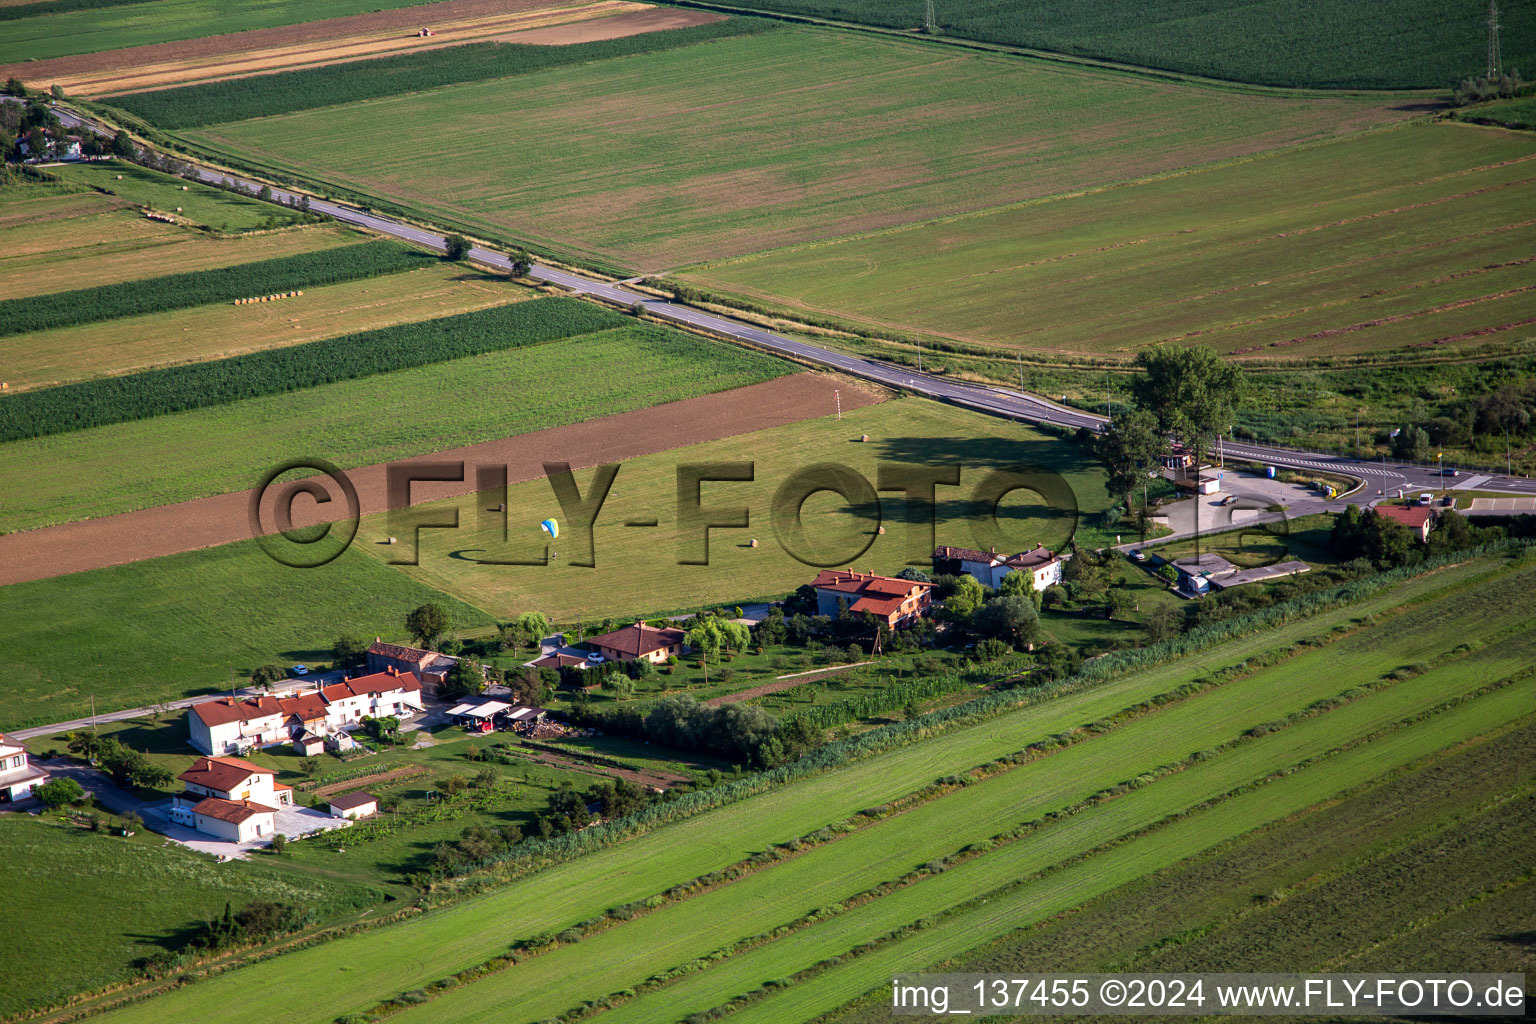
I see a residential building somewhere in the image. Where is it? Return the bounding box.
[932,544,1063,591]
[186,670,422,754]
[809,570,934,627]
[1375,504,1436,542]
[173,756,288,841]
[327,791,378,820]
[366,638,458,687]
[0,733,48,802]
[587,622,688,664]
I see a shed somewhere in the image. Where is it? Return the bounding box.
[292,730,326,756]
[327,790,378,820]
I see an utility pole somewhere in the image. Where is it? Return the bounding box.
[1507,426,1512,476]
[835,389,841,419]
[1488,0,1502,77]
[90,693,97,735]
[1016,351,1023,390]
[916,342,922,373]
[924,0,936,33]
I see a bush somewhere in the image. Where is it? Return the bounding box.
[35,777,85,808]
[0,297,624,442]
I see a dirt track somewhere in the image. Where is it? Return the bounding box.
[0,373,884,587]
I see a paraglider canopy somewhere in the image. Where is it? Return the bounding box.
[539,518,559,539]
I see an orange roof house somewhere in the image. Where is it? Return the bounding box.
[809,570,933,627]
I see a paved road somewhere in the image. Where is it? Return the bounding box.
[29,101,1536,500]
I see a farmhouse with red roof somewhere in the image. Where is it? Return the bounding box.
[809,570,933,627]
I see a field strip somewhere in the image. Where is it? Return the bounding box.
[0,372,867,585]
[504,644,1536,1024]
[81,558,1511,1024]
[70,2,667,97]
[695,685,1536,1024]
[379,614,1536,1024]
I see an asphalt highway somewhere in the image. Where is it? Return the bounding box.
[28,100,1536,501]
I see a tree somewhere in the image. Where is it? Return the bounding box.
[1104,587,1136,621]
[299,757,319,778]
[513,611,551,644]
[110,129,135,158]
[902,700,924,721]
[508,248,533,277]
[1032,642,1082,682]
[943,574,985,621]
[444,234,470,261]
[256,184,272,203]
[332,635,368,668]
[4,78,26,98]
[686,619,727,684]
[1096,407,1163,511]
[406,603,450,648]
[1064,550,1113,602]
[35,777,85,808]
[443,658,486,698]
[269,833,287,855]
[973,595,1040,646]
[974,636,1011,662]
[1132,345,1244,560]
[1143,604,1182,644]
[545,782,591,832]
[589,778,648,818]
[1391,424,1430,461]
[249,664,287,688]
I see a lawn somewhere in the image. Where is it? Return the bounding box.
[0,323,790,532]
[0,199,359,300]
[0,541,493,730]
[359,397,1115,621]
[178,27,1407,272]
[45,159,316,232]
[0,0,442,63]
[677,122,1536,360]
[0,263,522,391]
[706,0,1534,90]
[0,814,378,1018]
[79,553,1517,1024]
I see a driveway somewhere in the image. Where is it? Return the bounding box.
[141,800,352,861]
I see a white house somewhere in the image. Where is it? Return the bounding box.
[174,756,289,842]
[933,544,1063,591]
[0,733,48,803]
[327,791,377,820]
[187,670,423,754]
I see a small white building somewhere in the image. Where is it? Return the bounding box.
[933,544,1064,591]
[174,756,289,842]
[328,791,377,819]
[186,670,423,754]
[0,733,48,803]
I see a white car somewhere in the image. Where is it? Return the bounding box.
[290,664,310,676]
[1418,493,1434,506]
[586,652,606,664]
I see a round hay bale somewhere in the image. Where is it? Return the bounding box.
[749,538,759,548]
[876,526,886,535]
[181,185,188,191]
[387,536,397,545]
[175,207,182,213]
[860,434,869,442]
[116,174,122,180]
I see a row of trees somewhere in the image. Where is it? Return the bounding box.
[66,733,174,790]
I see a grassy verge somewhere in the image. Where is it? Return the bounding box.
[44,159,318,232]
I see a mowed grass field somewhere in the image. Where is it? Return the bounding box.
[360,396,1113,620]
[45,160,315,232]
[0,323,789,532]
[679,122,1536,360]
[0,540,493,730]
[181,27,1408,271]
[0,264,521,390]
[0,0,441,63]
[81,553,1535,1024]
[713,0,1535,89]
[0,192,358,300]
[0,815,379,1018]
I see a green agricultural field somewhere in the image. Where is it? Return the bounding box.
[0,198,358,300]
[0,323,789,532]
[1453,94,1536,131]
[0,263,520,390]
[78,553,1526,1024]
[678,122,1536,360]
[0,814,378,1018]
[910,722,1536,1002]
[0,0,441,63]
[0,541,493,729]
[179,28,1407,272]
[358,397,1114,621]
[45,159,316,232]
[708,0,1535,89]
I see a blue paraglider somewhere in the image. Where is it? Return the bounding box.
[539,518,559,539]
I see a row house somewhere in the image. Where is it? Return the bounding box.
[187,669,423,755]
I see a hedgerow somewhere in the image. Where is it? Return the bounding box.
[0,298,625,441]
[110,18,775,129]
[0,240,425,338]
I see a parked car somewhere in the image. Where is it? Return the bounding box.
[1441,495,1455,507]
[586,652,606,664]
[1219,495,1239,506]
[1418,493,1435,506]
[1441,468,1459,477]
[1128,549,1147,562]
[290,664,310,676]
